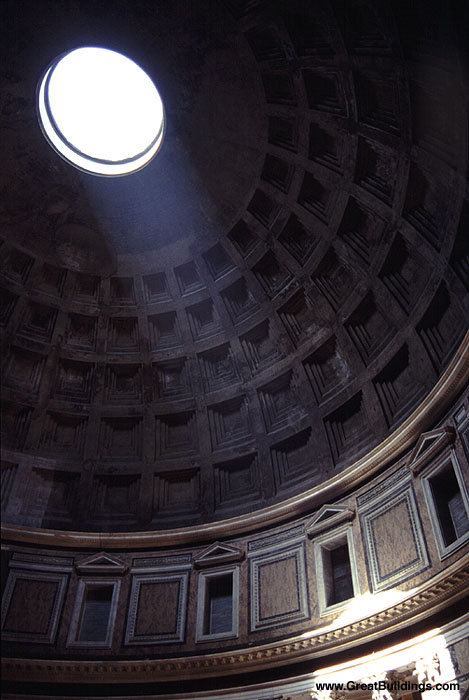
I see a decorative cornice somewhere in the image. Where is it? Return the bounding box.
[356,465,410,507]
[75,552,128,575]
[408,426,456,475]
[305,505,355,537]
[248,525,304,553]
[193,542,244,568]
[3,554,468,684]
[2,333,468,550]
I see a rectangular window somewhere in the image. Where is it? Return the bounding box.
[204,574,233,635]
[429,464,469,545]
[196,567,239,642]
[314,526,359,615]
[422,454,469,558]
[328,543,354,605]
[78,585,113,642]
[67,579,120,648]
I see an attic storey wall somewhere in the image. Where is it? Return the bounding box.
[1,400,469,675]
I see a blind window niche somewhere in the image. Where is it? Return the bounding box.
[78,585,113,642]
[196,567,239,642]
[67,579,120,648]
[204,574,233,635]
[423,454,469,559]
[314,526,359,615]
[326,542,354,606]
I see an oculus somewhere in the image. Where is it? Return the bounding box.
[37,47,165,176]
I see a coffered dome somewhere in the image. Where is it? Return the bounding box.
[1,0,468,534]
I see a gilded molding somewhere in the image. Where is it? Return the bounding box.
[3,554,468,684]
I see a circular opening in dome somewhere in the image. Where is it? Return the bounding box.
[37,47,165,176]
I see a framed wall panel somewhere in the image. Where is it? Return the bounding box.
[249,541,309,631]
[1,570,68,644]
[125,571,189,644]
[359,476,429,592]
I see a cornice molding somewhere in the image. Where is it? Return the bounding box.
[2,554,469,684]
[2,332,468,550]
[74,552,128,575]
[408,426,456,475]
[193,541,244,568]
[305,505,355,537]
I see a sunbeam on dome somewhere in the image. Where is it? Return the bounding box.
[1,1,468,699]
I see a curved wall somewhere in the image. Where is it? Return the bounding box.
[2,389,469,695]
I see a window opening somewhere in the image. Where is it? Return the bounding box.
[314,526,359,615]
[328,543,354,605]
[196,567,239,641]
[204,573,233,636]
[78,585,113,642]
[429,463,469,546]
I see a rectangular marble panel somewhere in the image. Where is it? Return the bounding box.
[249,542,309,631]
[360,483,429,591]
[125,572,189,644]
[258,555,300,620]
[371,499,419,578]
[135,580,180,636]
[1,571,68,643]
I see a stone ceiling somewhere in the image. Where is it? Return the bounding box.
[1,0,468,531]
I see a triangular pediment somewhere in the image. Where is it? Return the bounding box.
[75,552,128,575]
[408,426,455,475]
[305,504,355,538]
[193,541,244,568]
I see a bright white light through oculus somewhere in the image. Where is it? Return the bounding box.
[38,47,165,176]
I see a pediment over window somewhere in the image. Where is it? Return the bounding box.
[75,552,128,575]
[193,541,244,568]
[408,426,455,475]
[305,504,355,538]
